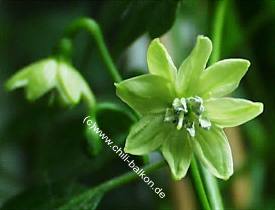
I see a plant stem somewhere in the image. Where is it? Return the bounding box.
[99,160,166,192]
[59,160,166,210]
[190,158,211,210]
[210,0,228,64]
[64,17,122,83]
[54,37,97,111]
[202,168,224,210]
[203,1,228,210]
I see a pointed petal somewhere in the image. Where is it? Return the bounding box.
[124,114,168,155]
[147,38,177,82]
[176,36,212,96]
[194,125,233,180]
[116,74,174,115]
[5,58,57,101]
[57,62,93,105]
[205,97,263,128]
[197,59,250,98]
[162,129,192,180]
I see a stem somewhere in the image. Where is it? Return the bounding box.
[96,102,138,122]
[202,168,224,210]
[99,160,166,192]
[64,17,122,83]
[54,37,97,111]
[210,0,228,64]
[203,1,228,210]
[60,160,166,209]
[190,158,211,210]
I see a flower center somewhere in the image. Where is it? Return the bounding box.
[164,96,211,137]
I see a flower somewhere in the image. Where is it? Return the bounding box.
[5,57,94,107]
[115,36,263,180]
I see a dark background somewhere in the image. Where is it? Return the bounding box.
[0,0,274,209]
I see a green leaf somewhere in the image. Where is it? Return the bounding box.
[176,36,212,96]
[147,38,177,82]
[204,97,263,128]
[161,129,192,180]
[124,114,167,155]
[197,59,250,98]
[0,182,85,210]
[5,58,57,101]
[193,125,233,180]
[104,0,179,57]
[115,74,174,115]
[58,187,104,210]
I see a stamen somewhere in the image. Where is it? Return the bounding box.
[186,122,195,137]
[164,108,175,122]
[164,96,211,137]
[176,111,185,130]
[198,117,211,130]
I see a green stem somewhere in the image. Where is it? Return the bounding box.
[64,17,122,83]
[190,158,211,210]
[59,160,166,210]
[54,37,97,111]
[96,102,138,122]
[210,0,228,64]
[99,160,166,192]
[203,1,228,210]
[202,168,224,210]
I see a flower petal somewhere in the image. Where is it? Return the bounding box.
[57,62,93,105]
[115,74,174,115]
[194,125,233,180]
[124,114,168,155]
[176,36,212,96]
[204,97,263,128]
[162,129,192,180]
[147,38,177,82]
[5,58,57,101]
[197,59,250,98]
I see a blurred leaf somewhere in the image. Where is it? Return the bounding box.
[0,181,85,210]
[99,0,179,56]
[58,187,104,210]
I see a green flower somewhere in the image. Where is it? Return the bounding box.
[5,57,94,107]
[115,36,263,180]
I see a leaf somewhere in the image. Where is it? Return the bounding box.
[197,59,250,98]
[58,187,104,210]
[0,182,85,210]
[193,125,233,180]
[100,0,179,57]
[204,97,263,127]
